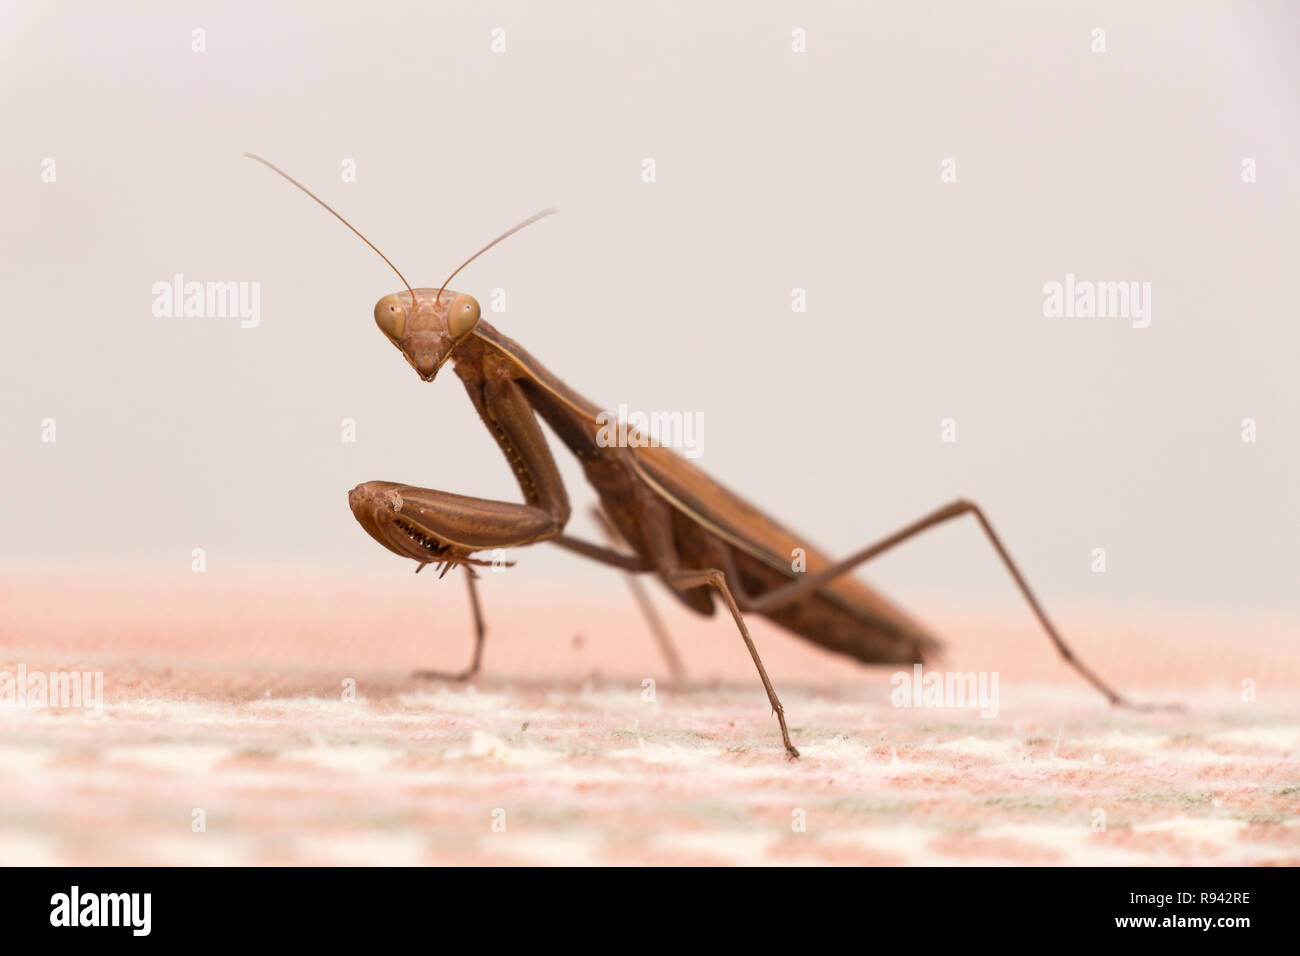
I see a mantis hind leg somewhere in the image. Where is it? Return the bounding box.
[725,498,1177,712]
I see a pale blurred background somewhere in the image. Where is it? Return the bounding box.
[2,0,1297,627]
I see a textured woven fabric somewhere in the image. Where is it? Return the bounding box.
[2,573,1295,865]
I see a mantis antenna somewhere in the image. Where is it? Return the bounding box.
[242,152,416,303]
[436,208,558,301]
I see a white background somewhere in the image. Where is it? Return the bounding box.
[3,1,1297,621]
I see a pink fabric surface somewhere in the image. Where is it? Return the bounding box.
[1,571,1296,865]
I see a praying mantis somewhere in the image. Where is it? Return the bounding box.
[245,153,1156,758]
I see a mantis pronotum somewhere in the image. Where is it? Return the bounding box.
[245,154,1160,758]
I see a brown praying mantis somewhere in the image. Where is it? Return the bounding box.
[245,153,1161,758]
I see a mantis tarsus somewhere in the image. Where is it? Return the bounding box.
[245,153,1164,758]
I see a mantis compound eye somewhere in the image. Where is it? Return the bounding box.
[373,296,407,339]
[447,294,481,339]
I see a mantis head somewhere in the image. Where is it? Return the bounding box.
[372,289,481,381]
[242,152,552,382]
[372,200,554,381]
